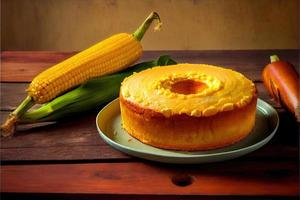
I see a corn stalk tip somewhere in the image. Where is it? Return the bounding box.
[150,12,162,31]
[1,96,35,137]
[133,12,162,41]
[1,115,17,137]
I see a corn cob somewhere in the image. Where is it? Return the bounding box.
[29,33,142,104]
[1,12,162,137]
[21,56,176,123]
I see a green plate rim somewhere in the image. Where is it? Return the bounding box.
[96,98,279,159]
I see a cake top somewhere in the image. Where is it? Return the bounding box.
[120,64,256,117]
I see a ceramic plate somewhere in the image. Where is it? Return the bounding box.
[96,98,279,164]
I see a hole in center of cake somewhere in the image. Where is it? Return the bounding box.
[170,80,207,95]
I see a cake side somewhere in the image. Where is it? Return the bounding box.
[120,94,257,151]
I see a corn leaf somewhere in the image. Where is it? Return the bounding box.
[21,55,177,123]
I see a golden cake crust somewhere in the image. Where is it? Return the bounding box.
[120,64,257,151]
[120,95,257,151]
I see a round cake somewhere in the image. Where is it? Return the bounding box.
[120,64,257,151]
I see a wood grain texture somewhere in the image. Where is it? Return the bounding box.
[1,108,298,162]
[1,50,298,82]
[2,194,297,200]
[1,50,299,163]
[1,82,297,162]
[0,51,299,198]
[1,194,298,200]
[1,161,298,195]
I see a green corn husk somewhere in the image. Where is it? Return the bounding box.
[20,55,177,123]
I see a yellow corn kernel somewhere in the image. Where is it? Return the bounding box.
[27,33,142,103]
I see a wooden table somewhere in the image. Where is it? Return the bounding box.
[1,50,299,199]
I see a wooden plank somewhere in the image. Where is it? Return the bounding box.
[1,105,297,162]
[3,194,295,200]
[1,51,298,199]
[0,51,298,163]
[0,82,278,111]
[1,51,76,63]
[0,143,297,162]
[2,194,296,200]
[1,161,298,196]
[1,83,28,110]
[1,51,75,82]
[1,146,129,162]
[1,83,298,162]
[0,110,130,161]
[0,112,103,148]
[2,50,298,66]
[0,82,279,144]
[1,50,298,82]
[3,194,296,200]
